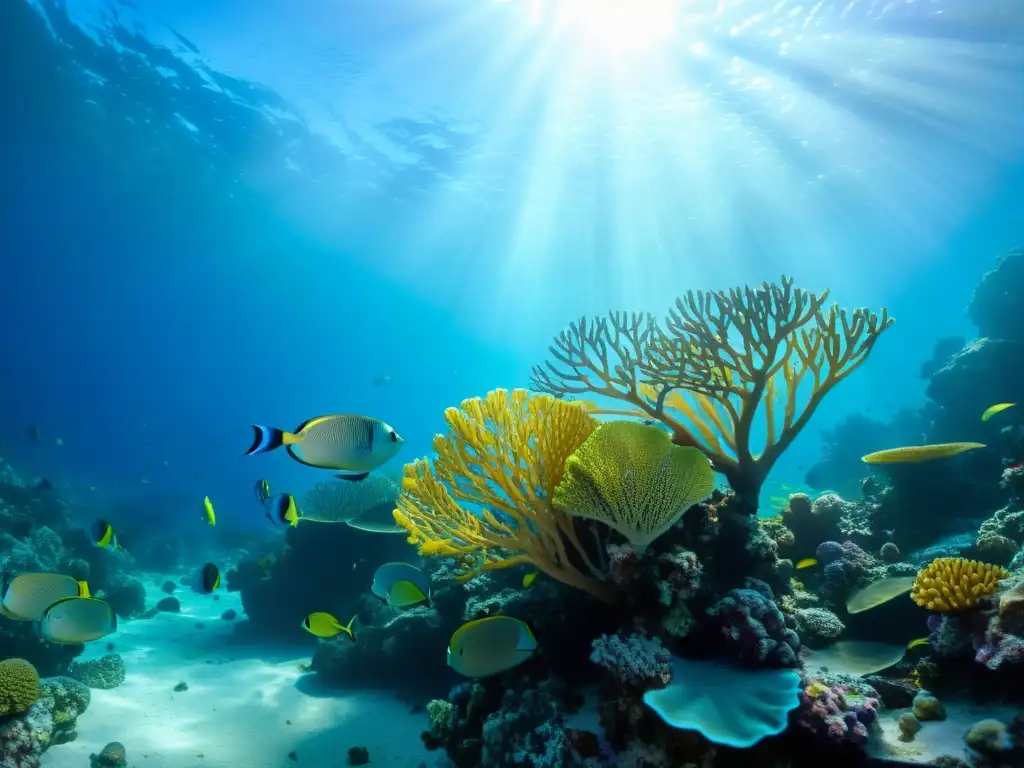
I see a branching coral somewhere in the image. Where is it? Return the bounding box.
[910,557,1010,612]
[530,277,892,507]
[394,389,615,602]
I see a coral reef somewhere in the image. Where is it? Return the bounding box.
[0,658,41,716]
[0,676,91,767]
[910,557,1009,612]
[70,654,126,690]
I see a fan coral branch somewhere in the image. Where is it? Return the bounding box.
[393,389,615,602]
[531,277,893,506]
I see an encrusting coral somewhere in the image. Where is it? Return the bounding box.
[393,389,615,601]
[530,277,892,509]
[551,421,714,554]
[910,557,1010,612]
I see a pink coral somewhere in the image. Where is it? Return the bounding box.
[795,678,879,747]
[974,627,1024,670]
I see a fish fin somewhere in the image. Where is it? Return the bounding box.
[335,472,370,482]
[78,581,90,598]
[244,425,285,455]
[342,615,357,643]
[518,619,538,651]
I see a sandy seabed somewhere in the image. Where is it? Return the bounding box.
[41,576,437,768]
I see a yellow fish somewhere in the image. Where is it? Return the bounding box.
[203,496,216,526]
[907,637,930,650]
[302,612,356,641]
[522,572,538,588]
[796,558,818,570]
[387,580,427,608]
[447,616,538,679]
[91,520,125,552]
[981,403,1016,422]
[862,443,985,464]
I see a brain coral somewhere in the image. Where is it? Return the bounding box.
[910,557,1010,612]
[0,657,42,715]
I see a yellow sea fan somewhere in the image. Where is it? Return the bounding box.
[552,420,714,552]
[910,557,1010,612]
[393,389,614,601]
[862,443,985,464]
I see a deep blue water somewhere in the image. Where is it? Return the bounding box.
[1,0,1021,535]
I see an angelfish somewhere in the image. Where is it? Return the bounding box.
[244,414,404,482]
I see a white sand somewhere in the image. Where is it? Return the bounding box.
[42,576,437,768]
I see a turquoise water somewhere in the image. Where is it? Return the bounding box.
[1,1,1022,766]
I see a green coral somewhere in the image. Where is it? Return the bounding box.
[71,654,126,690]
[426,698,455,739]
[0,657,41,715]
[552,421,715,553]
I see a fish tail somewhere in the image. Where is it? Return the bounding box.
[78,581,90,598]
[341,615,357,643]
[244,425,289,455]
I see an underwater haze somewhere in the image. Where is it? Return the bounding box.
[1,0,1024,767]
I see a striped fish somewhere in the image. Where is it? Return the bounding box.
[244,414,404,481]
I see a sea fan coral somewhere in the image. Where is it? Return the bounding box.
[910,557,1010,612]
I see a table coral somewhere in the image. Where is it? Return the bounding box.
[705,578,800,666]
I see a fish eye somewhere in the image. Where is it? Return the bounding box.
[390,431,399,443]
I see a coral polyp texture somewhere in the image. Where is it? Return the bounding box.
[0,658,41,716]
[393,388,615,601]
[910,557,1010,612]
[530,276,892,509]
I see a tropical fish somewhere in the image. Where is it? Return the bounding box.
[371,563,430,606]
[447,616,538,679]
[1,573,90,621]
[266,494,301,528]
[796,558,818,570]
[862,443,985,464]
[302,612,356,641]
[802,640,906,677]
[387,580,428,608]
[345,501,404,534]
[846,576,917,614]
[91,520,125,552]
[203,496,216,526]
[244,415,404,481]
[522,572,538,588]
[907,637,930,650]
[191,563,220,595]
[39,596,117,643]
[982,403,1016,422]
[253,479,272,506]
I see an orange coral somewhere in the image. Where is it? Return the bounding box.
[910,557,1010,612]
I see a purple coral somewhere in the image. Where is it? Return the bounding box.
[816,540,873,591]
[974,626,1024,670]
[796,679,880,747]
[590,633,672,689]
[706,578,800,667]
[657,547,702,601]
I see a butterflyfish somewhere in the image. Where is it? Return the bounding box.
[91,520,124,551]
[266,493,301,527]
[1,573,90,621]
[846,576,917,614]
[39,596,117,643]
[202,496,216,526]
[447,616,538,679]
[387,580,428,608]
[371,563,430,605]
[796,558,818,570]
[302,611,356,641]
[982,403,1016,422]
[192,562,220,595]
[244,415,404,481]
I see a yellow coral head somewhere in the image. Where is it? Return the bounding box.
[910,557,1010,612]
[552,420,715,553]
